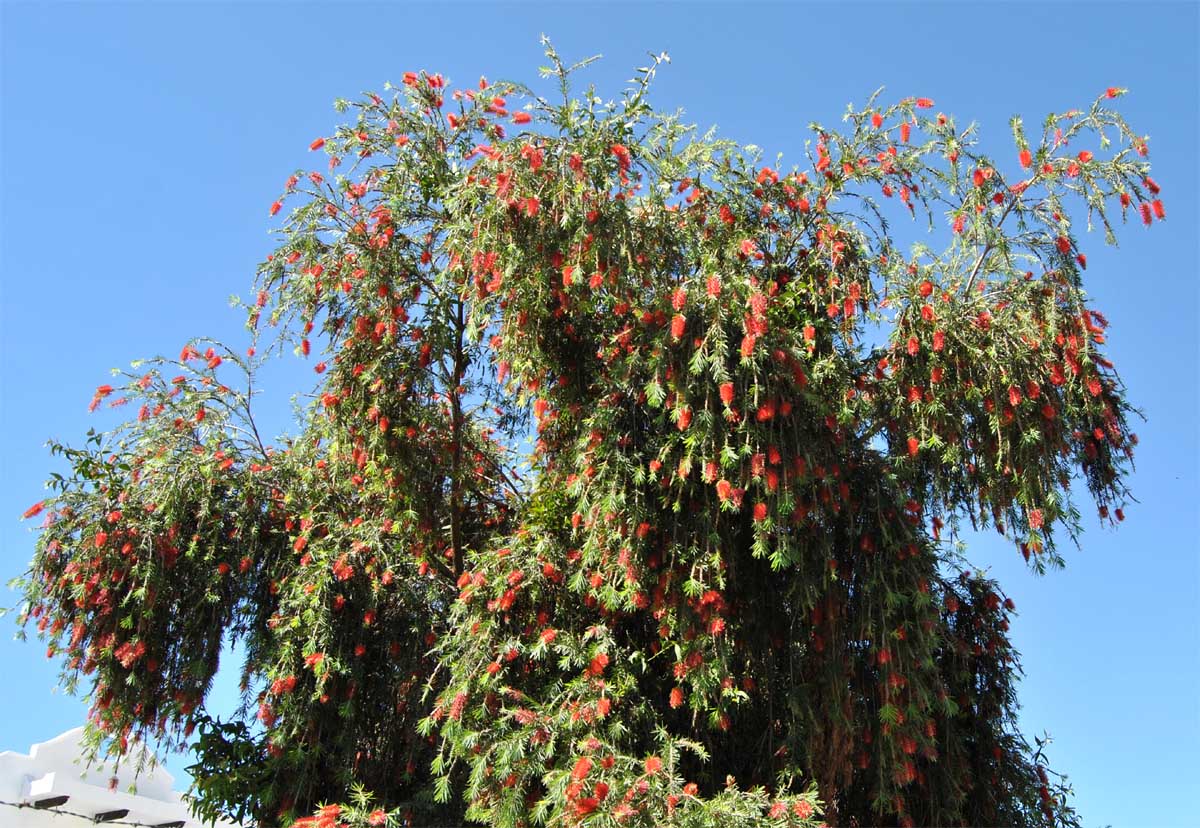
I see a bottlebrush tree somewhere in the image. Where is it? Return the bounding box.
[14,41,1164,828]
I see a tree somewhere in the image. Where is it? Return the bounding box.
[13,42,1164,828]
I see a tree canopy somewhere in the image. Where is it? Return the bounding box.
[14,43,1163,828]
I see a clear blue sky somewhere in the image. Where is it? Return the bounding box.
[2,3,1196,825]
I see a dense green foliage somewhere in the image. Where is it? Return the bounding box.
[14,44,1163,828]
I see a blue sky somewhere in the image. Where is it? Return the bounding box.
[2,2,1196,825]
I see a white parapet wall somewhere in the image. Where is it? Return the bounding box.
[0,728,241,828]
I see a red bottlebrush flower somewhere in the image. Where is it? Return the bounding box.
[22,501,44,520]
[916,97,934,108]
[753,502,769,522]
[367,809,388,827]
[1076,254,1087,269]
[907,437,920,457]
[540,628,557,644]
[1008,386,1022,407]
[217,562,231,576]
[740,238,758,257]
[871,112,883,128]
[644,756,663,775]
[309,137,325,151]
[516,139,546,170]
[572,756,593,781]
[293,536,308,553]
[716,479,733,502]
[1029,508,1044,530]
[670,687,684,708]
[672,287,688,310]
[1019,148,1033,168]
[972,168,985,188]
[511,112,531,124]
[94,531,108,548]
[1140,202,1153,225]
[1056,236,1072,255]
[706,275,721,297]
[900,122,911,143]
[1106,86,1121,98]
[719,382,735,405]
[918,280,933,298]
[269,200,282,216]
[671,314,686,340]
[588,652,610,676]
[1144,176,1161,194]
[794,800,814,818]
[1077,150,1093,163]
[952,213,965,234]
[740,334,757,358]
[930,366,944,384]
[906,335,920,356]
[676,406,692,430]
[1152,199,1165,220]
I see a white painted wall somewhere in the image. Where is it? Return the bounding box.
[0,728,241,828]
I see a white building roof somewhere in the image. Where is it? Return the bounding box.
[0,728,241,828]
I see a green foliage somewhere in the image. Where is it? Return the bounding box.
[13,44,1161,828]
